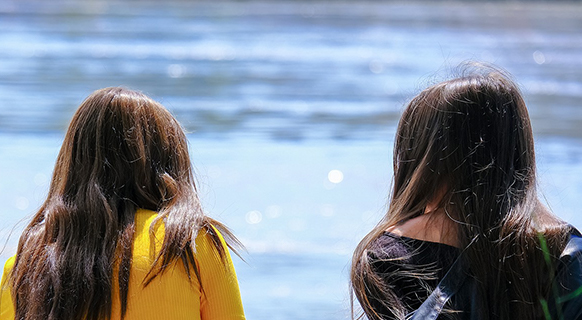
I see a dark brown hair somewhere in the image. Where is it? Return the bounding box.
[351,66,569,319]
[9,87,240,320]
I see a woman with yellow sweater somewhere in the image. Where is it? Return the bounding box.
[0,87,245,320]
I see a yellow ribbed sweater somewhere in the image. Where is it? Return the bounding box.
[0,209,245,320]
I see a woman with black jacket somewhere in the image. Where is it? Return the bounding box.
[351,65,582,320]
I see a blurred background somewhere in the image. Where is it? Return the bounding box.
[1,1,582,319]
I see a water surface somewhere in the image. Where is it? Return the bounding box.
[1,1,582,318]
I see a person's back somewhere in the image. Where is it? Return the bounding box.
[0,87,245,320]
[1,209,244,320]
[350,65,582,319]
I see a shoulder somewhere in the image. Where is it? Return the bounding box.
[196,224,225,243]
[3,256,15,273]
[387,212,458,248]
[551,228,582,286]
[194,224,229,262]
[132,209,164,255]
[387,214,432,238]
[367,233,422,279]
[548,230,582,319]
[1,256,15,319]
[368,232,412,261]
[1,256,15,285]
[557,230,582,275]
[133,209,234,270]
[556,229,582,275]
[561,229,582,259]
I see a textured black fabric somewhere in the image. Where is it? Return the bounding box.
[367,232,460,319]
[410,247,469,320]
[547,229,582,320]
[367,230,582,320]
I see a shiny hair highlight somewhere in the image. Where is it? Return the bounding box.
[351,66,569,319]
[10,87,240,320]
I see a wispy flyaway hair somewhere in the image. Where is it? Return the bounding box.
[351,65,569,319]
[10,87,240,320]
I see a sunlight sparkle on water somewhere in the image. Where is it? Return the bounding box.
[167,64,186,78]
[15,197,29,211]
[245,210,263,224]
[327,170,344,184]
[533,51,546,65]
[265,205,282,219]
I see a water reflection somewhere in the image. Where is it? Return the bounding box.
[1,1,582,319]
[1,1,581,139]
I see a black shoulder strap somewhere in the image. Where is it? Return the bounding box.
[409,247,469,320]
[562,227,582,259]
[410,228,582,320]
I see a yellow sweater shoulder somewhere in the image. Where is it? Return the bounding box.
[0,209,245,320]
[114,208,246,320]
[0,256,16,319]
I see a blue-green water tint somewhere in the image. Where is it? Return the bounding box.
[3,134,582,318]
[1,1,582,319]
[1,1,582,138]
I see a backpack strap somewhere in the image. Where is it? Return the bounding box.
[410,227,582,320]
[409,246,469,320]
[550,228,582,320]
[561,227,582,259]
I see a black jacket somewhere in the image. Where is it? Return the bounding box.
[411,230,582,320]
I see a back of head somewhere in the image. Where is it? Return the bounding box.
[53,87,194,213]
[392,67,536,236]
[351,65,569,320]
[10,87,222,320]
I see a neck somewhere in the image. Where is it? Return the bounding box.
[387,208,459,247]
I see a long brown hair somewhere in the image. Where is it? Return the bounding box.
[351,66,569,319]
[9,87,240,320]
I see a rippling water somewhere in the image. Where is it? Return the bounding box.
[2,1,582,139]
[1,1,582,319]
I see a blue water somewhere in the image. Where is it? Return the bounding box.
[1,1,582,319]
